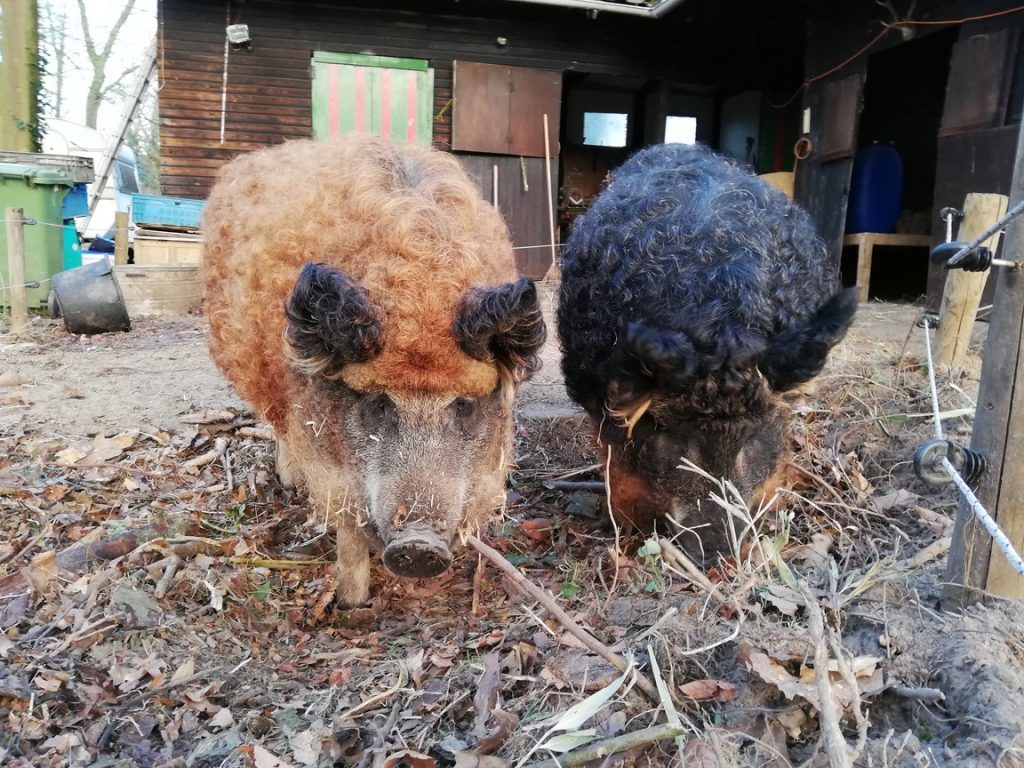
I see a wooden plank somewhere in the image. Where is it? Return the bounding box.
[945,119,1024,606]
[417,68,435,145]
[794,69,864,273]
[453,61,513,155]
[312,51,429,71]
[457,154,553,278]
[509,69,562,158]
[940,29,1017,137]
[5,208,28,333]
[452,61,561,158]
[816,75,861,162]
[935,193,1009,371]
[114,211,130,267]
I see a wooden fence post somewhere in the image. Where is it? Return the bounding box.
[5,207,28,335]
[945,121,1024,606]
[934,193,1009,371]
[114,211,130,266]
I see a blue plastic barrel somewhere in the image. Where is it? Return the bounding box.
[845,142,903,234]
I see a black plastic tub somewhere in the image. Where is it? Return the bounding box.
[51,258,131,335]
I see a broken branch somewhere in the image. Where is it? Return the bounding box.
[522,723,686,768]
[181,437,228,469]
[466,533,665,706]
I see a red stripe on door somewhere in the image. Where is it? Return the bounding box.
[354,67,366,133]
[328,64,340,136]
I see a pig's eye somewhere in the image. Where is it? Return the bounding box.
[450,397,481,430]
[361,393,397,432]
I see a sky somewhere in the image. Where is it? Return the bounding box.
[40,0,158,136]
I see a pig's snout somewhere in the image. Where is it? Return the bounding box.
[382,528,453,578]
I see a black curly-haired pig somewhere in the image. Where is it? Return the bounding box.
[557,143,857,565]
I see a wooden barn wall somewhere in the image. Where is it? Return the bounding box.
[923,10,1024,310]
[158,0,805,199]
[796,0,1024,282]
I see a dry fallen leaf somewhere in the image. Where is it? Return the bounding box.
[454,752,508,768]
[679,678,738,702]
[247,744,294,768]
[774,706,810,740]
[22,550,59,595]
[171,657,196,683]
[382,750,435,768]
[208,707,234,730]
[744,649,884,713]
[473,652,502,737]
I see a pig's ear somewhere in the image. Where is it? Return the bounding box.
[454,277,546,384]
[760,287,858,392]
[285,262,383,377]
[604,322,698,413]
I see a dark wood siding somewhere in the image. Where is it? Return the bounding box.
[159,0,805,198]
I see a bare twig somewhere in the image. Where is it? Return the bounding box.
[153,554,181,599]
[466,534,665,706]
[238,425,274,440]
[118,666,224,705]
[543,480,607,492]
[522,724,686,768]
[888,684,946,703]
[896,537,951,570]
[337,667,409,722]
[222,449,233,493]
[799,582,852,768]
[179,409,236,424]
[472,551,485,617]
[181,437,228,469]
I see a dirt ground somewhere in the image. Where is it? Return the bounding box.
[2,295,1023,768]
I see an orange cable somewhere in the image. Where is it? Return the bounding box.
[769,3,1024,110]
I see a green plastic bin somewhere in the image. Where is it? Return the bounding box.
[0,163,75,308]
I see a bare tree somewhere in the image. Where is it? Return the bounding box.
[39,0,69,116]
[74,0,138,128]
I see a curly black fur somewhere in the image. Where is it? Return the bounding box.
[558,143,856,418]
[454,276,546,383]
[285,262,384,376]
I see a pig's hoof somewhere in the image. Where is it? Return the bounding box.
[383,534,453,578]
[336,584,371,608]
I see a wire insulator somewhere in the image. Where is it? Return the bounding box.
[957,446,988,487]
[931,240,993,272]
[914,439,988,489]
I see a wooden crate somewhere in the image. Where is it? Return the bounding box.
[113,264,202,316]
[133,235,203,266]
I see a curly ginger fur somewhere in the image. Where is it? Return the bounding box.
[202,135,518,434]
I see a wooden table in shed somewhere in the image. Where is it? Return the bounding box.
[843,232,933,302]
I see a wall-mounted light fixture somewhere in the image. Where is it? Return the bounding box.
[226,24,252,51]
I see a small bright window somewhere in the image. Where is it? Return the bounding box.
[583,112,628,147]
[665,116,697,145]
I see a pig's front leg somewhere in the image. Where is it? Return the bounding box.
[335,514,371,607]
[274,437,301,489]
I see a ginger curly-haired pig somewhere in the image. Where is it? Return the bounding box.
[203,135,545,606]
[558,143,856,565]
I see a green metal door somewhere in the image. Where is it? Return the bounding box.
[312,52,435,145]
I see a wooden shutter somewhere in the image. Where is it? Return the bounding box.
[312,52,434,144]
[940,29,1018,137]
[452,61,562,157]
